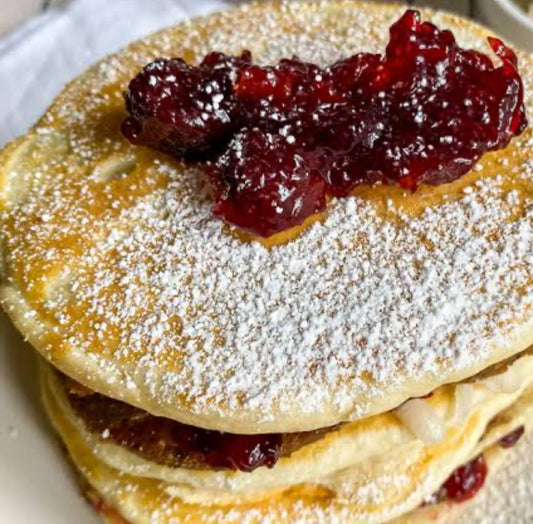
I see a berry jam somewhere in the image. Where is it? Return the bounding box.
[65,376,282,472]
[122,51,251,156]
[63,374,334,473]
[122,10,527,237]
[498,425,525,449]
[208,128,327,237]
[442,454,488,502]
[107,415,282,472]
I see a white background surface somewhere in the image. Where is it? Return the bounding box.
[0,0,233,147]
[0,0,42,35]
[1,1,533,522]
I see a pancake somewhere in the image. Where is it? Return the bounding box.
[1,1,533,434]
[76,429,526,524]
[78,443,513,524]
[43,348,533,495]
[42,360,533,523]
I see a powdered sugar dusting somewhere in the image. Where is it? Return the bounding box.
[57,158,533,421]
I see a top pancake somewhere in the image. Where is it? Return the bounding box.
[2,1,533,433]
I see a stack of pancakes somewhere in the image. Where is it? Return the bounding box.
[2,2,533,522]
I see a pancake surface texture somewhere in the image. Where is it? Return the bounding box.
[2,1,533,434]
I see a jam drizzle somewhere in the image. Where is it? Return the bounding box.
[123,10,527,237]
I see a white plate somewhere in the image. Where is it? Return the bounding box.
[0,312,99,524]
[1,315,532,523]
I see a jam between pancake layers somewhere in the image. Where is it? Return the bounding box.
[60,374,332,472]
[426,425,525,504]
[60,372,526,490]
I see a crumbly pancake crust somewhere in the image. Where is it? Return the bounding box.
[3,2,533,432]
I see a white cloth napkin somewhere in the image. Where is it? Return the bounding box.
[0,0,234,147]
